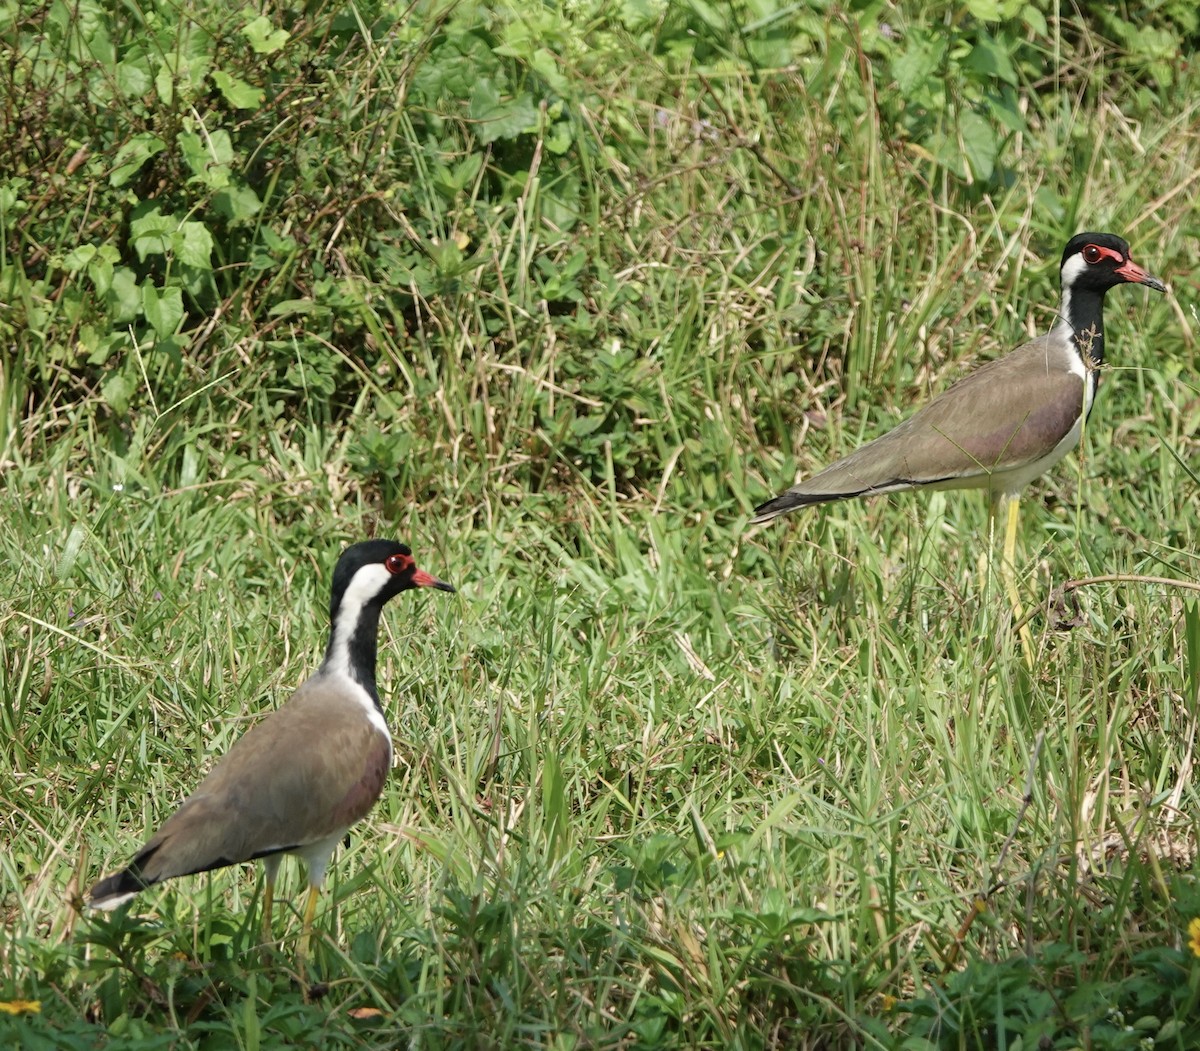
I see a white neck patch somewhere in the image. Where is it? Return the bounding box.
[325,562,393,679]
[1055,252,1091,333]
[321,561,395,738]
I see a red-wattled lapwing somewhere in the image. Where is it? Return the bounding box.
[89,540,454,964]
[751,232,1165,631]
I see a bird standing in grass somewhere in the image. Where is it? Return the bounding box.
[89,539,454,965]
[752,232,1165,632]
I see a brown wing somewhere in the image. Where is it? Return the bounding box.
[121,677,391,885]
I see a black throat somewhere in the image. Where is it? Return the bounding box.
[1060,284,1109,370]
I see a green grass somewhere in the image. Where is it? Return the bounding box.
[2,0,1200,1047]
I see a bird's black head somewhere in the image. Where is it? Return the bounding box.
[330,539,455,622]
[1060,232,1166,294]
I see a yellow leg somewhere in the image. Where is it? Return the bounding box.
[296,884,320,966]
[999,495,1033,666]
[260,877,275,946]
[260,856,282,951]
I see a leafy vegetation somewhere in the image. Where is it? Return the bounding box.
[1,0,1197,1047]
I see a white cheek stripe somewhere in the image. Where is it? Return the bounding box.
[325,564,391,678]
[1056,254,1088,332]
[336,564,393,626]
[1060,252,1087,288]
[321,562,395,739]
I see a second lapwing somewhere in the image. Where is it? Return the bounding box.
[752,232,1165,617]
[89,539,454,964]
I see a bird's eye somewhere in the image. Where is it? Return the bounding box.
[385,553,411,574]
[1082,245,1103,263]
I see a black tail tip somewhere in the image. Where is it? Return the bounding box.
[750,493,807,524]
[88,868,151,910]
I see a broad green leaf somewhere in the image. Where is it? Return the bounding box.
[154,64,174,106]
[142,284,184,338]
[1022,5,1048,34]
[115,58,151,97]
[242,16,289,54]
[76,246,119,295]
[101,373,134,414]
[154,53,211,106]
[891,33,944,95]
[106,268,141,323]
[178,132,210,178]
[198,128,232,165]
[214,185,263,223]
[924,132,965,180]
[0,178,27,216]
[110,134,165,187]
[212,69,263,109]
[528,48,570,95]
[177,129,233,189]
[960,110,997,182]
[259,226,297,253]
[682,0,726,31]
[86,332,123,366]
[544,120,574,155]
[1034,186,1067,223]
[61,245,98,270]
[966,35,1018,85]
[268,299,319,316]
[469,80,539,143]
[571,414,604,437]
[130,209,175,260]
[988,90,1027,134]
[87,251,115,296]
[964,0,1001,19]
[176,222,213,269]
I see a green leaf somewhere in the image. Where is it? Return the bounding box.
[87,247,118,296]
[1034,186,1066,223]
[891,33,945,95]
[268,299,319,317]
[964,0,1002,20]
[110,134,165,187]
[86,332,123,367]
[681,0,727,32]
[571,414,604,437]
[960,110,997,181]
[544,120,574,155]
[213,185,262,223]
[176,222,213,269]
[130,209,175,260]
[142,284,184,338]
[528,48,570,95]
[925,132,965,180]
[1021,4,1048,34]
[61,245,98,271]
[175,125,231,188]
[0,178,27,217]
[154,64,175,106]
[988,90,1027,134]
[151,52,210,107]
[178,133,209,179]
[212,69,263,109]
[469,80,540,143]
[101,373,134,414]
[241,16,289,54]
[106,268,141,323]
[115,58,151,97]
[966,35,1018,86]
